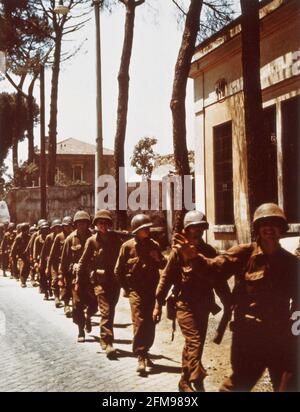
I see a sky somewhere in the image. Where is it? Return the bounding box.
[1,0,239,179]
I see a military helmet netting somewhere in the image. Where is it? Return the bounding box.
[131,214,153,234]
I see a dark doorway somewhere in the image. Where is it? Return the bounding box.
[213,121,234,225]
[263,105,278,204]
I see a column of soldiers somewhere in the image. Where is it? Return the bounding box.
[0,203,299,392]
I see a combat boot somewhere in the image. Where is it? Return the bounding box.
[85,316,92,333]
[54,297,61,308]
[3,271,7,277]
[77,327,85,343]
[190,380,205,392]
[145,354,155,369]
[136,356,146,375]
[100,340,107,350]
[178,378,194,392]
[43,291,49,300]
[64,305,72,318]
[105,344,117,360]
[21,283,27,288]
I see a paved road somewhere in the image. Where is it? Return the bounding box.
[0,273,272,392]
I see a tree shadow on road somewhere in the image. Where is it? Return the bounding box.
[114,338,132,345]
[147,364,182,375]
[113,323,132,328]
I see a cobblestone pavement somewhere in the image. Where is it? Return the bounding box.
[0,272,272,392]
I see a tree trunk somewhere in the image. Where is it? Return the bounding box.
[12,136,19,179]
[27,76,38,164]
[171,0,203,232]
[47,28,62,186]
[114,0,141,230]
[240,0,270,220]
[13,75,26,179]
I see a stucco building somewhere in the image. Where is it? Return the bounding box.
[190,0,300,249]
[54,137,114,185]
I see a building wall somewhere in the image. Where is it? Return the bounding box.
[192,0,300,249]
[6,186,95,224]
[55,154,114,185]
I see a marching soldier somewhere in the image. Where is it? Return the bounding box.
[10,223,20,279]
[10,223,31,288]
[60,211,96,342]
[77,210,122,359]
[115,214,166,374]
[169,203,299,392]
[153,211,232,392]
[40,219,62,300]
[0,222,15,278]
[27,225,38,285]
[33,222,50,295]
[48,216,73,309]
[0,223,4,274]
[26,220,46,286]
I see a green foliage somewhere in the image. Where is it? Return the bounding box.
[0,92,39,164]
[0,0,52,74]
[131,136,158,180]
[11,160,39,187]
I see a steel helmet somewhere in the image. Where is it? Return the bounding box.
[8,222,15,231]
[73,211,90,224]
[62,216,73,226]
[21,222,30,232]
[92,209,113,225]
[131,214,153,234]
[50,219,62,229]
[183,210,209,230]
[37,219,47,228]
[29,225,37,234]
[253,203,288,233]
[40,222,50,231]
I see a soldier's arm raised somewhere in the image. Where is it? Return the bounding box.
[189,244,253,282]
[155,248,180,306]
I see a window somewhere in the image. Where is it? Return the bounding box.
[213,121,234,224]
[282,96,300,222]
[73,165,83,182]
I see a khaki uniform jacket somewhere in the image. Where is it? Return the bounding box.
[40,232,56,271]
[33,234,47,264]
[77,231,123,289]
[114,237,166,295]
[10,233,31,261]
[60,229,91,284]
[156,239,228,309]
[0,231,15,255]
[25,231,38,261]
[186,242,300,326]
[48,232,67,274]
